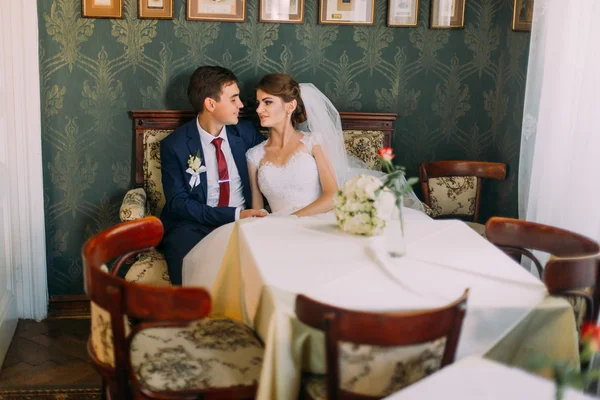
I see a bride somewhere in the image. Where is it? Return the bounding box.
[249,73,424,216]
[247,74,339,216]
[182,74,423,285]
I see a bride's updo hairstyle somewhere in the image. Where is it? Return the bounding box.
[257,74,307,127]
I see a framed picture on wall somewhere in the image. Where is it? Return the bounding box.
[187,0,246,22]
[319,0,375,25]
[430,0,465,29]
[512,0,533,31]
[387,0,418,27]
[82,0,123,18]
[260,0,305,23]
[138,0,173,19]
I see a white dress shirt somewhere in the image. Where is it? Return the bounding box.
[196,119,245,220]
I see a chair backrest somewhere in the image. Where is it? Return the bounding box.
[82,216,211,399]
[295,290,468,399]
[486,217,600,322]
[130,110,397,216]
[485,217,599,276]
[418,161,507,222]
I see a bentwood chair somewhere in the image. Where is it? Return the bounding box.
[295,290,469,400]
[83,216,263,400]
[419,161,507,235]
[486,217,600,327]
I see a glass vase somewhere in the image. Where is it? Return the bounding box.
[384,194,406,257]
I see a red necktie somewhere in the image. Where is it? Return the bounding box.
[211,137,230,207]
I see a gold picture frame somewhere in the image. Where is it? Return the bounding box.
[319,0,375,25]
[430,0,465,29]
[260,0,305,23]
[512,0,533,32]
[139,0,173,19]
[387,0,418,27]
[187,0,246,22]
[82,0,123,18]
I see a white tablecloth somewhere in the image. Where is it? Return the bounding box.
[238,210,548,359]
[384,356,595,399]
[182,209,578,399]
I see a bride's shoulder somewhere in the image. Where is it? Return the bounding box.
[299,131,319,152]
[246,141,266,167]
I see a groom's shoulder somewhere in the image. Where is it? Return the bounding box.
[162,119,196,146]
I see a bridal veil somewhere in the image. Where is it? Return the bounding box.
[297,83,425,212]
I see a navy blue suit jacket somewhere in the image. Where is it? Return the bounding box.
[159,119,264,236]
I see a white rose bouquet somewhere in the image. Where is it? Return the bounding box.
[333,174,390,236]
[333,147,417,236]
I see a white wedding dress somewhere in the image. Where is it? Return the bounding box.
[247,132,322,215]
[182,83,425,287]
[181,133,323,287]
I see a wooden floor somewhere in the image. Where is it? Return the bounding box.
[0,318,101,390]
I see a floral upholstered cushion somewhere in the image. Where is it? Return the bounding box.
[91,301,117,367]
[562,294,589,333]
[120,188,147,222]
[342,130,385,170]
[421,202,434,217]
[143,129,174,217]
[124,249,171,287]
[304,338,446,399]
[428,176,477,217]
[130,318,264,392]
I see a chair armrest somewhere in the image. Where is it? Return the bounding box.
[120,188,147,222]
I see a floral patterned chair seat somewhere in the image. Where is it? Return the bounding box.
[130,318,263,392]
[120,111,401,286]
[92,302,263,395]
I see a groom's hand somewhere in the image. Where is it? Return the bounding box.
[240,209,268,219]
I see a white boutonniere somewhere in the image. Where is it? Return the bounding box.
[186,149,207,191]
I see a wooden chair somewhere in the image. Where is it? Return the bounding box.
[486,217,600,326]
[120,110,398,286]
[83,216,263,400]
[295,290,469,400]
[419,161,507,235]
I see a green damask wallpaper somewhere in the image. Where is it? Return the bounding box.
[38,0,529,296]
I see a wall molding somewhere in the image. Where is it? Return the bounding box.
[48,295,90,319]
[2,0,48,320]
[0,291,18,366]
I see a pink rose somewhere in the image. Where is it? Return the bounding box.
[377,147,394,162]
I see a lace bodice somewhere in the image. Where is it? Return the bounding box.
[246,133,321,215]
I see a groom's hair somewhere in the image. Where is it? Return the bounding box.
[188,66,239,113]
[257,74,307,127]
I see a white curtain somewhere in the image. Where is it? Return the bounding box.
[0,0,48,319]
[519,0,600,244]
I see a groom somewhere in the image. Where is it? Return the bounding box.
[159,66,267,285]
